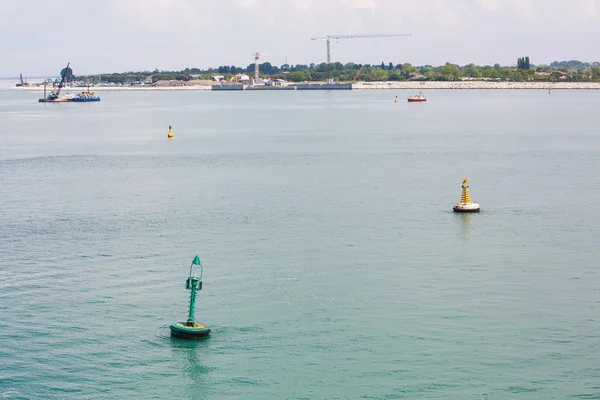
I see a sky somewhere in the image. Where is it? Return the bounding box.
[1,0,599,77]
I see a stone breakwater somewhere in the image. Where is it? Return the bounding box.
[353,81,600,90]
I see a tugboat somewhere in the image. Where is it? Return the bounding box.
[39,62,71,103]
[407,91,427,102]
[453,178,480,212]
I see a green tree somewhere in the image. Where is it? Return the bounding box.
[60,66,73,82]
[424,71,436,80]
[512,70,524,82]
[388,71,402,81]
[315,63,328,72]
[259,62,277,74]
[463,63,482,78]
[364,69,388,81]
[419,65,434,75]
[517,56,531,70]
[499,67,514,80]
[482,66,499,79]
[287,71,310,82]
[439,63,460,80]
[523,69,535,81]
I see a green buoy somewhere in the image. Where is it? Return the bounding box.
[170,255,211,339]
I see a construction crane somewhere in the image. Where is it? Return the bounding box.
[252,52,269,84]
[311,33,412,83]
[16,73,29,87]
[46,62,70,101]
[352,65,366,83]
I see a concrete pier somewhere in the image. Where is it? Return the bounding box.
[296,83,352,90]
[246,86,296,91]
[211,84,244,91]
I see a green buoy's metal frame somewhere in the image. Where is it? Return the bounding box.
[170,256,211,339]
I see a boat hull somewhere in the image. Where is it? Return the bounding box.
[39,98,70,102]
[407,98,427,102]
[69,97,101,102]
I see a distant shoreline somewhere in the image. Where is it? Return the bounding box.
[11,85,212,92]
[9,81,600,91]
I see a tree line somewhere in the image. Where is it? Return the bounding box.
[517,56,530,70]
[78,59,600,84]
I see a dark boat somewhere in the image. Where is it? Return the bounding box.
[69,91,100,102]
[39,63,100,102]
[68,80,100,102]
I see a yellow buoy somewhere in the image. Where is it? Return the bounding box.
[460,178,472,203]
[167,120,173,138]
[453,178,480,213]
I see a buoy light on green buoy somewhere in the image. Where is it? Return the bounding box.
[169,255,211,339]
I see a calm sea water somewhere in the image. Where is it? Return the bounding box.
[1,87,599,399]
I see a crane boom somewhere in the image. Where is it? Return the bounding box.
[311,33,411,41]
[56,62,71,95]
[352,65,366,83]
[46,62,70,101]
[311,33,411,83]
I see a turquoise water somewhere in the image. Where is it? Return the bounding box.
[1,88,600,399]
